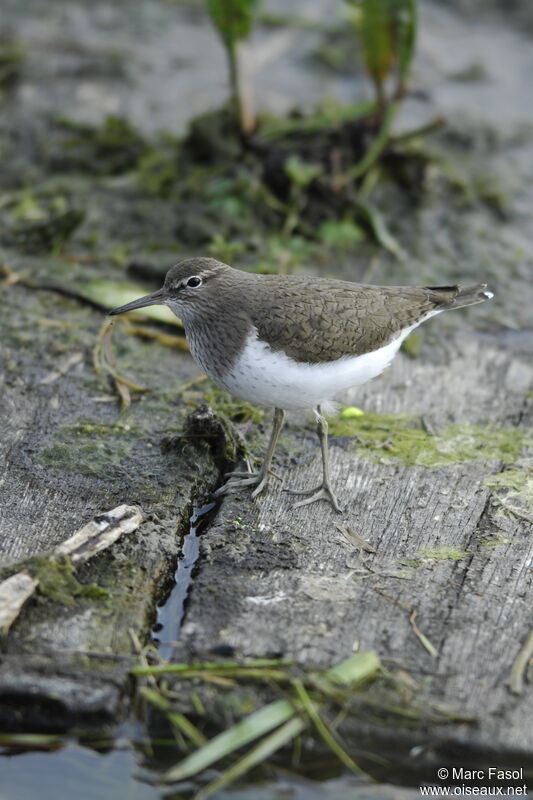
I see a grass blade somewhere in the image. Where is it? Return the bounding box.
[354,199,406,260]
[260,101,376,140]
[409,610,438,658]
[141,688,207,748]
[395,0,417,98]
[132,658,291,676]
[163,652,380,784]
[325,651,381,686]
[510,627,533,695]
[195,717,306,800]
[164,697,295,783]
[292,679,370,779]
[0,733,64,748]
[356,0,396,110]
[348,102,397,181]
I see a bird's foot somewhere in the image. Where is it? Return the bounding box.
[284,483,343,513]
[213,467,281,500]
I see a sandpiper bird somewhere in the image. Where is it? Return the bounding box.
[109,257,493,511]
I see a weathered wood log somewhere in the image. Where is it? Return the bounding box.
[0,282,222,728]
[176,329,533,763]
[0,504,143,635]
[1,275,532,769]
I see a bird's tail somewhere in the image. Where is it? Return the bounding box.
[426,283,494,310]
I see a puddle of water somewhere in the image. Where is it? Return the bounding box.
[0,738,380,800]
[152,501,217,661]
[0,736,158,800]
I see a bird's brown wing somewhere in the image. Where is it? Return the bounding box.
[250,278,460,363]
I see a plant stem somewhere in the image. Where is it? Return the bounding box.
[227,40,242,133]
[226,40,253,136]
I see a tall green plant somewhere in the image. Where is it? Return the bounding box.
[206,0,260,135]
[347,0,417,114]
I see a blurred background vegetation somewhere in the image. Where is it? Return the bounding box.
[1,0,531,336]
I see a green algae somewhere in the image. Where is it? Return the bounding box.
[400,331,422,358]
[484,469,532,495]
[55,114,147,174]
[34,557,108,607]
[0,190,84,254]
[204,387,264,425]
[414,546,470,563]
[39,420,136,477]
[317,217,366,250]
[401,546,470,569]
[480,535,510,549]
[329,410,526,468]
[137,146,180,197]
[484,467,533,512]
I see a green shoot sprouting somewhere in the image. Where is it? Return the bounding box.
[347,0,418,116]
[205,0,261,135]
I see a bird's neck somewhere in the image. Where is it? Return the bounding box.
[184,306,252,380]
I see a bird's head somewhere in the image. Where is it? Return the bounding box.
[108,257,233,321]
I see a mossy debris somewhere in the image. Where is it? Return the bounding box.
[203,386,264,425]
[34,557,108,607]
[0,189,84,254]
[329,410,527,468]
[409,546,470,566]
[479,534,510,549]
[485,468,533,498]
[484,465,533,517]
[38,420,136,477]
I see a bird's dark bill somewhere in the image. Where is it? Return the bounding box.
[108,287,167,315]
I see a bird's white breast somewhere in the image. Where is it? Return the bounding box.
[216,315,439,411]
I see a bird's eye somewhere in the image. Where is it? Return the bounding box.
[186,276,202,288]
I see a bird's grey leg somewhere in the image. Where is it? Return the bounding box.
[213,408,285,500]
[284,406,342,513]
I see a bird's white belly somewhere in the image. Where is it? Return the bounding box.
[216,320,434,410]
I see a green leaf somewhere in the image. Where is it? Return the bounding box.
[318,218,365,250]
[324,651,381,686]
[354,199,406,260]
[340,406,365,419]
[357,0,396,85]
[348,101,397,180]
[206,0,260,47]
[349,0,418,103]
[394,0,417,93]
[284,155,323,189]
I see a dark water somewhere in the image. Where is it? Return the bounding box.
[0,732,378,800]
[152,501,217,661]
[0,735,158,800]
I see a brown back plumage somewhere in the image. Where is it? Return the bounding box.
[247,277,491,363]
